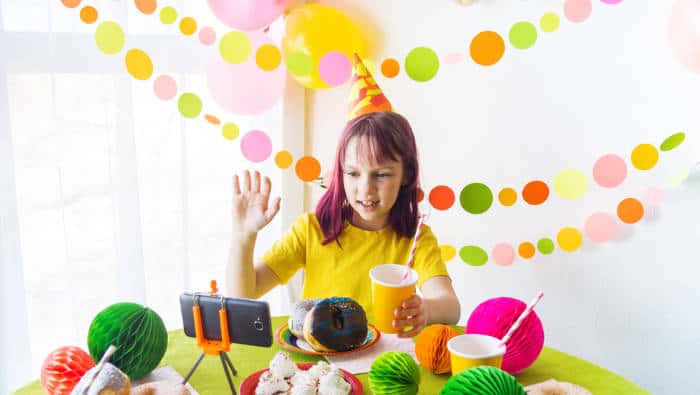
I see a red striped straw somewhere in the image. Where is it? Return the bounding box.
[498,291,544,348]
[401,213,427,283]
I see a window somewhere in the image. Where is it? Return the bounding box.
[0,2,294,392]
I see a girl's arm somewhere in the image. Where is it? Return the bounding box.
[394,275,461,338]
[421,276,461,324]
[226,170,282,298]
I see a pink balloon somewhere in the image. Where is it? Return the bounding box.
[492,243,515,266]
[669,0,700,74]
[207,0,289,31]
[584,212,618,243]
[207,31,285,115]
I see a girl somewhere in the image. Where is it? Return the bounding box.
[227,111,460,337]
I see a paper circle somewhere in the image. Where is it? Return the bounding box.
[660,132,685,151]
[522,181,549,205]
[405,47,440,82]
[295,156,321,182]
[125,49,153,80]
[537,238,555,254]
[631,144,659,170]
[540,13,560,32]
[61,0,81,8]
[222,123,240,140]
[460,183,493,214]
[460,246,489,266]
[553,168,589,199]
[429,185,456,210]
[177,93,202,118]
[135,0,156,14]
[557,227,583,252]
[95,21,125,55]
[644,187,664,206]
[275,150,293,169]
[179,17,197,36]
[518,242,536,259]
[593,154,627,187]
[564,0,592,23]
[584,212,618,242]
[198,27,216,46]
[509,21,538,49]
[443,52,465,64]
[318,51,352,86]
[80,6,98,24]
[159,7,177,24]
[381,58,400,78]
[617,198,644,224]
[256,44,282,71]
[240,130,272,163]
[153,75,176,100]
[492,243,515,266]
[470,31,506,66]
[498,188,517,206]
[219,31,251,64]
[286,52,313,77]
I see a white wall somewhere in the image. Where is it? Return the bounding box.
[306,1,700,394]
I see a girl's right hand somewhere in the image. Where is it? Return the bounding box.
[232,170,281,237]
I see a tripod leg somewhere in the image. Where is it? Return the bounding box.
[220,352,237,395]
[182,353,206,385]
[221,352,238,376]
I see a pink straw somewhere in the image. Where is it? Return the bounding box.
[401,213,427,283]
[498,291,544,347]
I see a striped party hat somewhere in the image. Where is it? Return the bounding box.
[347,53,393,120]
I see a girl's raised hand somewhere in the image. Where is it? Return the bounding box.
[232,170,281,237]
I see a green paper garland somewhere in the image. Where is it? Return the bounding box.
[88,302,168,380]
[439,366,526,395]
[369,351,421,395]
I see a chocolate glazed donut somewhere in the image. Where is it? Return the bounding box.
[302,297,368,352]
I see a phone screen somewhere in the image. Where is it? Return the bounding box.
[179,292,273,348]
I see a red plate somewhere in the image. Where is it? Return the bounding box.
[239,363,363,395]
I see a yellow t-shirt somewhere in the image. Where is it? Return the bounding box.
[260,213,449,314]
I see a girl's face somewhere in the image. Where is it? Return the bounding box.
[342,138,404,231]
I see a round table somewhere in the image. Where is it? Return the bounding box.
[14,317,650,395]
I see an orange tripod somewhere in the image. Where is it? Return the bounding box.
[182,281,238,394]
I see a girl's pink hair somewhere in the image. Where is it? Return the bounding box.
[315,112,420,244]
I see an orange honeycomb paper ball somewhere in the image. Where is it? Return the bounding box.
[415,324,460,374]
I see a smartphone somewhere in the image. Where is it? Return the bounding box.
[179,292,273,348]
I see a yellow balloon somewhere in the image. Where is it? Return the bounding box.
[282,4,368,90]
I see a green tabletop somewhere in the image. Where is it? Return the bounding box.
[15,317,649,395]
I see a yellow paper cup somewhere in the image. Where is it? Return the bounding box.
[447,334,506,375]
[369,264,418,334]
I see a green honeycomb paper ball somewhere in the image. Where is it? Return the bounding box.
[439,366,527,395]
[369,351,421,395]
[88,302,167,380]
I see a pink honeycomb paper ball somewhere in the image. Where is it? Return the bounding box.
[466,297,544,374]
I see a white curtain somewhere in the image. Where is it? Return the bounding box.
[0,2,298,393]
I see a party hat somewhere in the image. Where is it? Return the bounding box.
[347,53,393,120]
